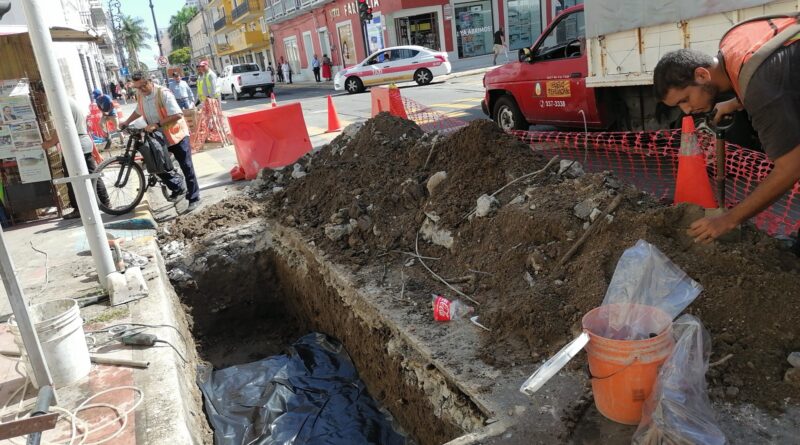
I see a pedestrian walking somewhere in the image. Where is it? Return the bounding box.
[121,72,201,212]
[653,15,800,244]
[41,97,110,219]
[281,59,292,84]
[169,72,195,110]
[322,54,332,81]
[312,54,321,82]
[276,57,285,83]
[492,29,505,65]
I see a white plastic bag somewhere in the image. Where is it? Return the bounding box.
[632,315,726,445]
[601,240,702,339]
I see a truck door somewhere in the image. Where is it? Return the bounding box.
[520,10,589,126]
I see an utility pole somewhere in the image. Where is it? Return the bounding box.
[148,0,167,79]
[107,0,127,75]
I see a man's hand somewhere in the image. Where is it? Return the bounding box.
[711,98,742,125]
[687,212,738,244]
[144,123,158,132]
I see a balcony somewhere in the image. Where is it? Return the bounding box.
[214,15,227,31]
[264,0,327,24]
[231,0,261,22]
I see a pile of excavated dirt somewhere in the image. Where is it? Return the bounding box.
[161,196,266,242]
[164,113,800,411]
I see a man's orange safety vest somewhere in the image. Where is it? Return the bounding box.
[719,14,800,104]
[136,87,190,146]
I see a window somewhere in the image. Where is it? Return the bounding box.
[396,49,419,59]
[534,11,584,60]
[232,63,260,73]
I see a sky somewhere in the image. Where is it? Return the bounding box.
[118,0,188,70]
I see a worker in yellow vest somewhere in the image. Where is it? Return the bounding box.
[121,71,201,212]
[196,61,219,103]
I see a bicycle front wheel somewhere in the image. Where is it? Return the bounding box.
[95,156,146,215]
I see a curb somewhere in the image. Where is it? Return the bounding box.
[104,196,158,230]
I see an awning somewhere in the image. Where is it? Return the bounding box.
[0,25,102,43]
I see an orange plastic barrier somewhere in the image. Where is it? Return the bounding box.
[227,102,312,180]
[674,116,717,208]
[370,86,408,119]
[583,304,674,425]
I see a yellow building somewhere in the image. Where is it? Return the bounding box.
[208,0,273,71]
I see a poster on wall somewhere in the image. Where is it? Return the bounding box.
[0,124,14,158]
[337,24,357,67]
[9,121,43,150]
[366,15,385,55]
[15,148,51,184]
[1,95,36,123]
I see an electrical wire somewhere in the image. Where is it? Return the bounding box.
[155,338,188,364]
[28,240,49,303]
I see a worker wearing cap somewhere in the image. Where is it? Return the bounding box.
[653,14,800,244]
[196,61,219,103]
[120,72,200,212]
[92,88,123,145]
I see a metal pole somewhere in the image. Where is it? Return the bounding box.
[22,0,117,288]
[148,0,167,79]
[0,228,52,388]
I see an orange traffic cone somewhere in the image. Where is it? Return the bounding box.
[674,116,717,208]
[270,92,278,108]
[387,84,408,119]
[325,95,342,133]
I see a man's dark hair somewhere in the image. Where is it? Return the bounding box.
[131,71,146,81]
[653,49,714,100]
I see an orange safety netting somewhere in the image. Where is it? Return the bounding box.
[190,98,231,152]
[398,95,799,238]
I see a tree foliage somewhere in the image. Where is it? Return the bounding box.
[168,6,198,49]
[118,15,152,74]
[169,47,192,65]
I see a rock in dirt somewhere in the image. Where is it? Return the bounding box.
[574,197,599,220]
[426,171,448,196]
[324,222,354,241]
[788,352,800,368]
[784,368,800,388]
[291,163,307,179]
[420,218,454,249]
[343,121,364,139]
[526,250,547,274]
[559,159,585,178]
[475,194,500,218]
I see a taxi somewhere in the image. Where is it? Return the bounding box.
[334,45,451,94]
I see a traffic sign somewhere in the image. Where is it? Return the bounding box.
[157,56,168,68]
[120,67,129,76]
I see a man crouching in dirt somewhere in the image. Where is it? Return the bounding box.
[653,15,800,244]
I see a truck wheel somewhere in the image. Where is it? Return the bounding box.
[345,77,363,94]
[232,87,240,101]
[248,91,255,98]
[493,96,528,131]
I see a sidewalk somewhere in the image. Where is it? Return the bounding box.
[0,209,205,443]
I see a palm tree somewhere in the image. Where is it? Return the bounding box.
[118,15,151,74]
[168,6,198,50]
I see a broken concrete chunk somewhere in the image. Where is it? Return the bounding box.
[788,352,800,369]
[475,194,500,218]
[588,207,602,222]
[420,219,454,249]
[523,271,535,288]
[424,211,441,223]
[324,222,354,241]
[558,160,585,178]
[291,163,307,179]
[784,368,800,388]
[574,197,600,220]
[508,195,525,206]
[604,176,622,190]
[342,121,364,139]
[271,186,285,194]
[426,171,447,196]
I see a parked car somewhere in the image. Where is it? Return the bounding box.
[334,45,451,94]
[219,63,274,101]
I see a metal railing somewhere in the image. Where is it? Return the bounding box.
[213,15,227,31]
[231,0,252,21]
[264,0,326,23]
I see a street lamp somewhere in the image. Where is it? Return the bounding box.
[107,0,128,74]
[149,0,166,79]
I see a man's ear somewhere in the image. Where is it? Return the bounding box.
[694,66,711,83]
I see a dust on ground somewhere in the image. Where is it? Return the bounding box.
[162,113,800,412]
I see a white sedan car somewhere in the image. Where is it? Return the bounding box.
[334,45,452,94]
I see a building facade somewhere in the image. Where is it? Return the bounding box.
[262,0,581,81]
[208,0,273,73]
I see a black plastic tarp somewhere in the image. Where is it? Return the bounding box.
[198,332,408,445]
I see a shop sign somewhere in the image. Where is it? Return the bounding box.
[458,25,492,37]
[331,0,380,18]
[443,4,452,20]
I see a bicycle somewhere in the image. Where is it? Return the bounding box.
[94,126,182,216]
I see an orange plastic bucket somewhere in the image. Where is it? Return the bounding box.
[582,304,674,425]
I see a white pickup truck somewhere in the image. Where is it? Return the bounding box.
[218,63,275,101]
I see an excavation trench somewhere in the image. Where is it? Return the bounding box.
[166,221,488,445]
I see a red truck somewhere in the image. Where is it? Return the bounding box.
[481,2,793,135]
